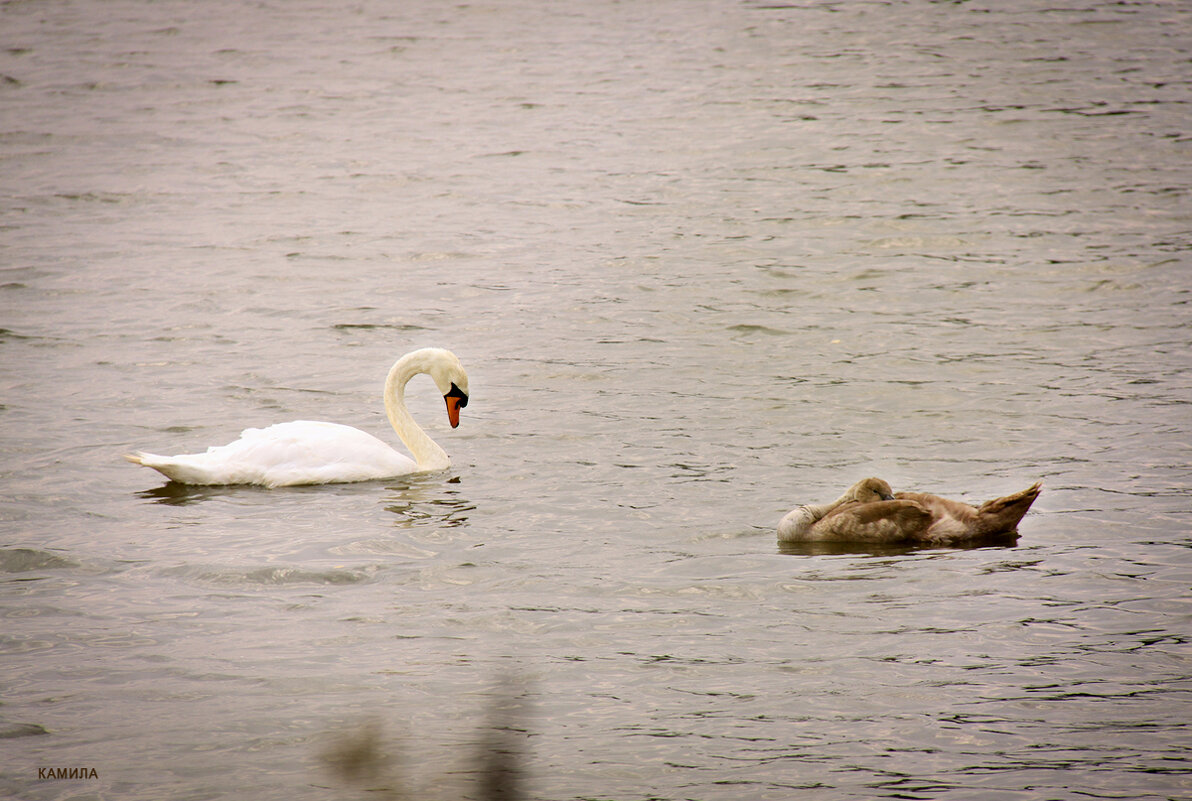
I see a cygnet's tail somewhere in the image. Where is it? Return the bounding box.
[976,481,1042,534]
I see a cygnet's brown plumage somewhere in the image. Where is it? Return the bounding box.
[778,478,1042,545]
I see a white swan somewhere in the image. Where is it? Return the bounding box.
[126,347,469,487]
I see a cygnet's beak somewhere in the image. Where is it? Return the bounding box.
[444,383,468,429]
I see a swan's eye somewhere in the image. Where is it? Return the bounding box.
[446,382,468,408]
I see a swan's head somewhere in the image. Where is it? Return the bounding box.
[843,477,895,504]
[418,348,470,429]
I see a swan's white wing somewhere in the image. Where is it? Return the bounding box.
[132,421,418,487]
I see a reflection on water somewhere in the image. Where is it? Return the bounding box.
[136,481,244,506]
[383,478,476,530]
[136,473,472,515]
[777,534,1019,558]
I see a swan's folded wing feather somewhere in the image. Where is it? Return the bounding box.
[814,500,933,543]
[129,421,419,486]
[220,421,417,486]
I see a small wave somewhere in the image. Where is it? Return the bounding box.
[331,322,427,332]
[241,566,377,585]
[0,721,49,740]
[164,563,380,587]
[0,548,79,573]
[726,323,790,336]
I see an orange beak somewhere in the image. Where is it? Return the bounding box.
[445,394,464,428]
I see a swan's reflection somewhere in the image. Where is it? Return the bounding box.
[134,473,474,524]
[136,481,237,506]
[135,478,345,506]
[383,474,475,530]
[777,532,1019,557]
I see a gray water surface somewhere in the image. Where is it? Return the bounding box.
[2,1,1190,799]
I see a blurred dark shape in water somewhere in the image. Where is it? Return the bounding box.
[474,678,528,801]
[320,678,530,801]
[321,717,391,791]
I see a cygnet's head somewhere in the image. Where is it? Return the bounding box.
[844,477,895,503]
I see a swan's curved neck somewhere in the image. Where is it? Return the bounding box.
[383,353,450,471]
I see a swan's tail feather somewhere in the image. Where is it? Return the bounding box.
[977,481,1042,534]
[125,451,202,483]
